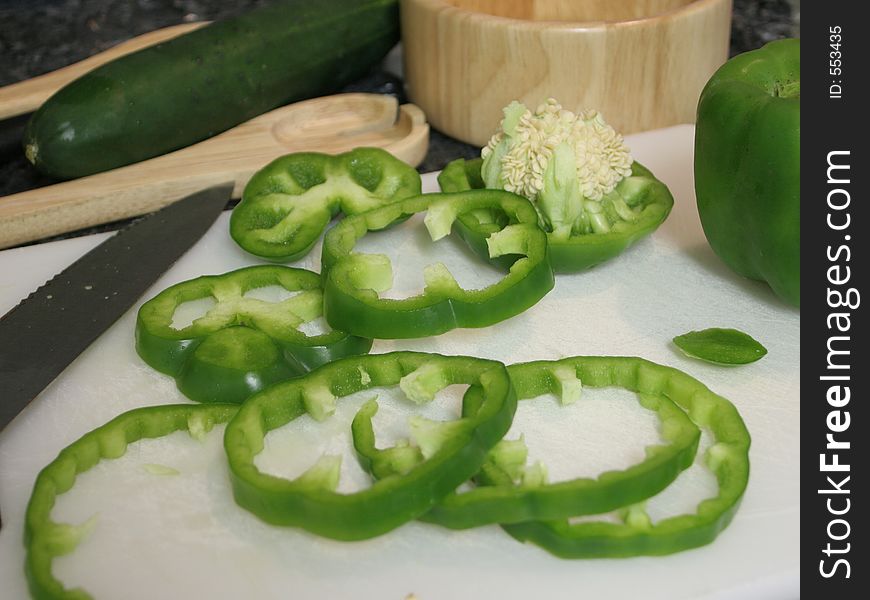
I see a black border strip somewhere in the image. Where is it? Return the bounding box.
[803,2,866,595]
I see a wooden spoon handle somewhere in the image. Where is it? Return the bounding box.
[0,93,429,249]
[0,22,207,121]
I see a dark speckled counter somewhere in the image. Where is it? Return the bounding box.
[0,0,799,245]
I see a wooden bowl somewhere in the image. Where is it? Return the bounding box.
[400,0,732,146]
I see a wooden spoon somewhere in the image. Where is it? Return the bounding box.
[0,93,429,249]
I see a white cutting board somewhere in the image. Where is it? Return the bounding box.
[0,126,799,599]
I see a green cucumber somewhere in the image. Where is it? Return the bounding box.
[24,0,399,179]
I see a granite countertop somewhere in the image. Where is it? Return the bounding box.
[0,0,799,246]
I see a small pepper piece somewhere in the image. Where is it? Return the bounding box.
[438,157,673,272]
[673,328,768,365]
[223,352,517,541]
[231,147,422,261]
[135,265,372,404]
[501,357,751,558]
[24,404,238,600]
[355,357,701,529]
[320,190,555,339]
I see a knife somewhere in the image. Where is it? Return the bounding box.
[0,183,232,525]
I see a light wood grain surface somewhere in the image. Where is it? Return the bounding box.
[446,0,695,22]
[0,22,207,121]
[401,0,731,146]
[0,94,429,249]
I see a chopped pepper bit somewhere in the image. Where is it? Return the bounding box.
[550,364,582,405]
[400,361,450,405]
[296,455,342,492]
[487,437,529,482]
[520,461,548,489]
[142,464,181,476]
[409,416,468,459]
[619,503,652,530]
[303,384,337,422]
[187,411,214,442]
[43,515,98,556]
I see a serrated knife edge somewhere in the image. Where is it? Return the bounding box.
[0,182,234,434]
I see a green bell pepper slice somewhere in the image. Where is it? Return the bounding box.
[320,190,555,339]
[24,404,238,600]
[230,147,422,262]
[502,357,751,558]
[223,352,517,540]
[135,265,372,404]
[355,356,701,529]
[694,38,800,306]
[438,158,673,273]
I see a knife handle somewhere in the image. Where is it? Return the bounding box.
[0,93,429,249]
[0,22,207,121]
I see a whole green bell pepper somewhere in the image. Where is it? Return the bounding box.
[230,147,422,262]
[135,265,372,404]
[694,38,800,307]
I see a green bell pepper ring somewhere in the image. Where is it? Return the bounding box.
[694,38,800,306]
[135,265,372,404]
[230,147,422,262]
[501,357,751,558]
[354,356,701,529]
[438,158,673,273]
[223,352,517,540]
[320,190,555,339]
[24,404,238,600]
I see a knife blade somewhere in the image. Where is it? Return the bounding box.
[0,183,233,434]
[0,183,232,528]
